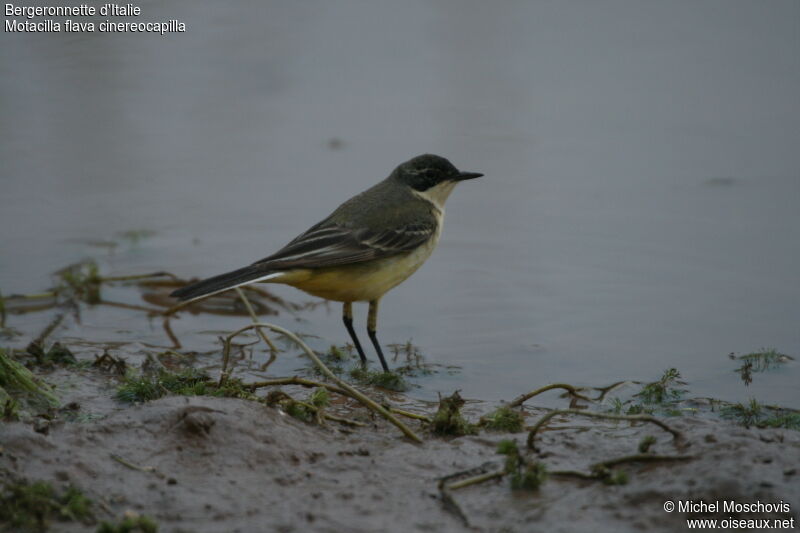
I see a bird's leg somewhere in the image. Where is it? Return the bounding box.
[367,299,390,372]
[342,302,368,365]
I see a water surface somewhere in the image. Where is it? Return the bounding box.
[2,0,798,405]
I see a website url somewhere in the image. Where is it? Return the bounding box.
[687,517,795,529]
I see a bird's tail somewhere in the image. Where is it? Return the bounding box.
[170,265,281,302]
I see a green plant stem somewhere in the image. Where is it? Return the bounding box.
[437,463,497,528]
[548,469,597,480]
[235,287,278,361]
[592,380,636,402]
[162,316,181,349]
[389,407,432,423]
[247,376,431,423]
[595,453,693,469]
[323,413,366,427]
[447,469,506,490]
[248,377,349,395]
[0,347,60,406]
[109,454,164,479]
[550,453,693,481]
[32,311,67,347]
[508,383,592,407]
[526,409,685,450]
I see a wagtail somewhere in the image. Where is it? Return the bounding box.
[171,154,483,372]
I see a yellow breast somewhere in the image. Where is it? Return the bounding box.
[266,218,443,302]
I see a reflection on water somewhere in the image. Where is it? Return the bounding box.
[1,1,798,406]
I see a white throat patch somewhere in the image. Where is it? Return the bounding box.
[411,180,458,212]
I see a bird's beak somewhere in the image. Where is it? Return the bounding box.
[455,171,484,181]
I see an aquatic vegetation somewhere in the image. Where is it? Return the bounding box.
[758,412,800,430]
[388,340,439,376]
[608,368,688,416]
[638,435,657,453]
[310,341,447,392]
[325,345,351,366]
[1,396,19,420]
[265,387,336,425]
[720,398,800,430]
[25,342,78,367]
[115,229,157,244]
[97,512,158,533]
[0,480,93,530]
[117,367,266,404]
[326,344,351,363]
[497,439,547,490]
[431,391,477,437]
[596,466,629,486]
[733,348,793,386]
[282,400,317,423]
[311,344,410,391]
[56,260,102,304]
[308,386,329,408]
[637,368,687,405]
[720,398,762,427]
[212,377,259,400]
[7,260,184,342]
[0,347,59,418]
[348,366,407,391]
[92,351,129,375]
[623,403,654,415]
[736,348,792,370]
[480,405,525,433]
[117,368,217,403]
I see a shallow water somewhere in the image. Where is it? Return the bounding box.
[2,1,798,406]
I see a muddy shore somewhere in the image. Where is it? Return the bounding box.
[2,360,798,532]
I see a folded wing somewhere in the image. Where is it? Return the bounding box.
[254,221,435,270]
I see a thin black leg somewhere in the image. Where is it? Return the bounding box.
[367,299,390,372]
[342,302,367,365]
[367,329,390,372]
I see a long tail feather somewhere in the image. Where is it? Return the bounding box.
[170,265,280,302]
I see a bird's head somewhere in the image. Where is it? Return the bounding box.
[394,154,483,194]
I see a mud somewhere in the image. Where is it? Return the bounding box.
[2,385,798,532]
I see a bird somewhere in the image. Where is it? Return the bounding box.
[170,154,483,372]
